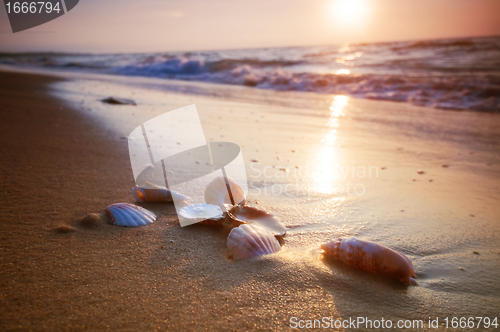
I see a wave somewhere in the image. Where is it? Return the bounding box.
[1,36,499,112]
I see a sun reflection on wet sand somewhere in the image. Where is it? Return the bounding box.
[311,95,349,194]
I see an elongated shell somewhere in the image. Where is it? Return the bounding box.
[178,204,224,224]
[227,205,286,236]
[227,224,281,260]
[105,203,156,227]
[205,176,246,209]
[132,182,191,203]
[321,237,417,286]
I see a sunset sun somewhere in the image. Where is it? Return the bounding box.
[331,0,371,25]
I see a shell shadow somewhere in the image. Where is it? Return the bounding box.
[51,202,179,241]
[147,220,292,292]
[313,254,426,318]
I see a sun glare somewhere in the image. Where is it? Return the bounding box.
[331,0,370,25]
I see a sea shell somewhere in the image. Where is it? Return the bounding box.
[105,203,156,227]
[227,205,287,236]
[204,176,246,209]
[227,224,281,260]
[132,182,190,203]
[178,204,224,224]
[321,237,417,286]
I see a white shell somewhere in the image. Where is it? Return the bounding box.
[228,205,287,236]
[178,204,224,224]
[227,224,281,260]
[105,203,156,227]
[132,182,191,203]
[205,176,245,209]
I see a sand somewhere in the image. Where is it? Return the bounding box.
[0,69,499,331]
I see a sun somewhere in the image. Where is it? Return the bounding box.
[330,0,370,25]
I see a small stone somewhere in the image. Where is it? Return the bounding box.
[53,225,76,234]
[251,159,259,163]
[101,97,136,105]
[417,170,425,174]
[78,213,102,228]
[473,251,480,255]
[441,164,449,168]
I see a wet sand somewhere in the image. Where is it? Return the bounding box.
[0,70,499,331]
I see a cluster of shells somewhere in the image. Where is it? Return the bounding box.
[104,176,417,285]
[105,176,286,260]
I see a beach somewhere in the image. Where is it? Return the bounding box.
[0,69,499,331]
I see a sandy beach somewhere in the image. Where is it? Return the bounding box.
[0,69,499,331]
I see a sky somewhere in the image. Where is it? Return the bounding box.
[0,0,499,53]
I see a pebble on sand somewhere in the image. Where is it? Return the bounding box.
[251,159,259,162]
[53,225,76,233]
[78,213,104,228]
[417,170,425,174]
[101,97,137,105]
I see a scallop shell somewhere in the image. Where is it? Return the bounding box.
[227,205,286,236]
[132,182,191,203]
[321,237,417,286]
[227,224,281,260]
[105,203,156,227]
[178,204,224,224]
[204,176,246,209]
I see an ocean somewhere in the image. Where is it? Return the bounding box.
[1,35,499,112]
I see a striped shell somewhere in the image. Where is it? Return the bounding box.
[321,237,417,286]
[205,176,246,209]
[227,224,281,260]
[178,204,224,224]
[105,203,156,227]
[227,205,286,236]
[132,183,191,203]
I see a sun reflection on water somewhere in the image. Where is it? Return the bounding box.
[313,95,349,194]
[335,69,351,75]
